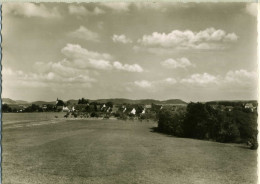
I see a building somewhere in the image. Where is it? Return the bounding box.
[130,108,136,115]
[244,103,255,112]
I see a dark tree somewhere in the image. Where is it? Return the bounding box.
[56,99,65,106]
[78,98,89,104]
[2,104,12,112]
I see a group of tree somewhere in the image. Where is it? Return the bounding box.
[2,104,14,112]
[157,102,258,150]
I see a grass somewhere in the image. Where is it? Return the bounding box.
[2,113,257,184]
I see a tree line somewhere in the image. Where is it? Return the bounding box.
[157,102,258,149]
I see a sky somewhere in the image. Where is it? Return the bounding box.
[2,2,258,102]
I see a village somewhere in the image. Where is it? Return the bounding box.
[3,97,257,120]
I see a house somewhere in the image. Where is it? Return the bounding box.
[141,109,145,114]
[130,108,136,115]
[245,103,253,108]
[244,103,255,112]
[101,104,106,111]
[62,106,70,112]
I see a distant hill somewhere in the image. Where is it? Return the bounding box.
[2,98,187,106]
[206,100,257,104]
[89,98,187,105]
[67,99,78,105]
[2,98,55,105]
[206,100,258,106]
[2,98,17,104]
[2,98,29,105]
[32,101,56,105]
[16,100,29,104]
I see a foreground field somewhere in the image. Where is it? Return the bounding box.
[2,113,257,184]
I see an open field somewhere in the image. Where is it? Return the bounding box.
[2,113,257,184]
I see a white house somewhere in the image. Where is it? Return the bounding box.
[101,104,106,110]
[62,106,70,112]
[141,109,145,114]
[130,108,136,115]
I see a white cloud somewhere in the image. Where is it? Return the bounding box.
[134,2,169,12]
[100,2,130,12]
[69,26,100,42]
[180,70,257,87]
[134,80,152,88]
[61,43,112,60]
[61,44,143,72]
[93,7,105,15]
[163,78,177,84]
[161,57,194,69]
[112,34,133,44]
[68,5,105,15]
[88,59,113,70]
[133,77,177,90]
[138,28,238,50]
[3,3,60,18]
[68,5,87,15]
[3,66,95,89]
[113,61,143,72]
[224,70,257,84]
[181,73,218,85]
[245,3,258,17]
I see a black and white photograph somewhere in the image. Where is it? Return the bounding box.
[1,2,258,184]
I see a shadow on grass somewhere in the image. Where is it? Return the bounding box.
[149,127,178,138]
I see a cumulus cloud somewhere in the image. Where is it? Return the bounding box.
[88,59,113,70]
[69,26,100,42]
[68,5,105,15]
[181,73,218,85]
[113,61,143,72]
[161,57,194,69]
[112,34,133,44]
[2,66,95,89]
[61,43,112,60]
[100,2,130,12]
[61,44,143,72]
[4,42,146,90]
[245,3,258,17]
[180,70,257,87]
[163,78,177,84]
[133,77,177,89]
[138,28,238,50]
[134,80,152,88]
[134,2,170,12]
[224,70,257,84]
[3,3,60,18]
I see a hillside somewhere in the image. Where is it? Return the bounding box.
[2,98,187,105]
[31,101,56,105]
[2,98,28,105]
[90,98,187,105]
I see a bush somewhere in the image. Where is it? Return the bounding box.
[157,109,185,137]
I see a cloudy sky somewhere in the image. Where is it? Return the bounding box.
[2,2,258,102]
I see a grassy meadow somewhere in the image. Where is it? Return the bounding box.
[2,113,257,184]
